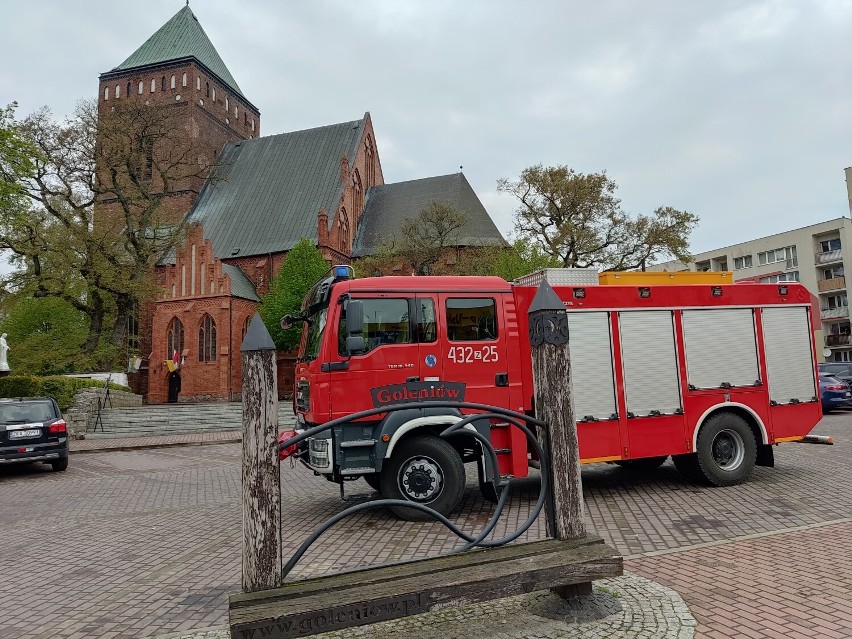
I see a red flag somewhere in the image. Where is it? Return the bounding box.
[173,350,180,370]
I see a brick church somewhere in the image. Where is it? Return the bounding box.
[97,5,506,403]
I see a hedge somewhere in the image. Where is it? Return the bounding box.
[0,376,131,411]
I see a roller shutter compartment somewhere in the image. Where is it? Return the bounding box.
[761,306,817,404]
[619,311,682,416]
[566,312,617,421]
[682,309,760,389]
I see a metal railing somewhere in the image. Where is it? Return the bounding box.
[277,401,550,579]
[826,334,852,347]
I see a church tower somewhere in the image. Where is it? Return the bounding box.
[97,4,260,220]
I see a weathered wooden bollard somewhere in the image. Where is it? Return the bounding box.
[240,312,282,593]
[528,281,589,598]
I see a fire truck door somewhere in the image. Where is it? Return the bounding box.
[329,294,418,419]
[436,293,510,407]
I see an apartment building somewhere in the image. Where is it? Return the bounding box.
[650,217,852,362]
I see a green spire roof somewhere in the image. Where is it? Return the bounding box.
[112,5,244,98]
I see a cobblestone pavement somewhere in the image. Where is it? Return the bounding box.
[0,412,848,638]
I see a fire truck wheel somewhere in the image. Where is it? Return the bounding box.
[613,456,668,471]
[693,412,757,486]
[381,435,465,521]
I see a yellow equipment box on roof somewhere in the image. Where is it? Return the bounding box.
[598,271,734,285]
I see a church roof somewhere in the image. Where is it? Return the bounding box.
[351,173,507,257]
[187,117,366,259]
[110,6,244,99]
[222,264,260,301]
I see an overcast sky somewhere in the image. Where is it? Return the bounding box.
[3,0,851,256]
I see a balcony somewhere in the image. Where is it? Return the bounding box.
[815,249,843,265]
[818,276,846,292]
[821,306,849,321]
[826,334,852,347]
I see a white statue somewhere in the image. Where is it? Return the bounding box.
[0,334,9,371]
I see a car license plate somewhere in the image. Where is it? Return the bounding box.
[8,429,40,439]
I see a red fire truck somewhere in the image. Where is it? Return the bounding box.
[283,267,822,520]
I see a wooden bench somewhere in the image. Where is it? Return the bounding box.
[228,535,622,639]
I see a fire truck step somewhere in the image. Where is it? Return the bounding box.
[229,536,622,639]
[339,439,378,448]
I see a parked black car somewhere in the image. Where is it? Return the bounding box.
[0,397,68,471]
[818,363,852,388]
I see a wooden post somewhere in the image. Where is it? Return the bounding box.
[528,281,589,598]
[240,312,282,593]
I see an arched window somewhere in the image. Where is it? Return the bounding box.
[196,76,201,91]
[115,85,120,98]
[150,79,156,93]
[364,135,375,186]
[352,169,363,216]
[182,73,187,87]
[211,87,216,102]
[138,81,144,95]
[161,76,166,91]
[104,87,109,101]
[338,209,350,252]
[242,316,252,341]
[167,317,185,360]
[126,82,131,97]
[225,97,229,111]
[198,314,217,362]
[171,74,176,89]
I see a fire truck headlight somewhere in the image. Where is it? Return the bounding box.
[309,438,330,468]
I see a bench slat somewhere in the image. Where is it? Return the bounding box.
[229,538,622,639]
[231,536,602,608]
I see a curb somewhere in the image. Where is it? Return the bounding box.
[69,435,242,454]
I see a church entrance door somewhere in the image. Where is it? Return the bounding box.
[167,371,181,403]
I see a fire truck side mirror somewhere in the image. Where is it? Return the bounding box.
[346,300,364,335]
[344,299,366,355]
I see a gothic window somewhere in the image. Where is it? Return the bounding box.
[364,135,375,186]
[197,76,201,91]
[126,82,131,97]
[171,75,176,89]
[182,73,187,87]
[104,87,109,101]
[167,317,185,359]
[225,97,229,111]
[115,85,120,99]
[338,209,350,252]
[150,79,156,93]
[198,314,217,362]
[206,82,210,97]
[138,81,144,95]
[235,106,238,118]
[161,76,166,91]
[212,87,216,102]
[251,118,255,131]
[352,170,363,216]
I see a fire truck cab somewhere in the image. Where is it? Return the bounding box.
[287,267,822,520]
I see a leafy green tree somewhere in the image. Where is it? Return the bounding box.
[489,237,561,281]
[0,102,35,212]
[0,296,90,375]
[258,239,330,351]
[498,165,698,270]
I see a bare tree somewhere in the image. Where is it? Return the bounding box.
[399,201,469,274]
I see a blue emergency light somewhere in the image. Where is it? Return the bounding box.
[333,265,353,280]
